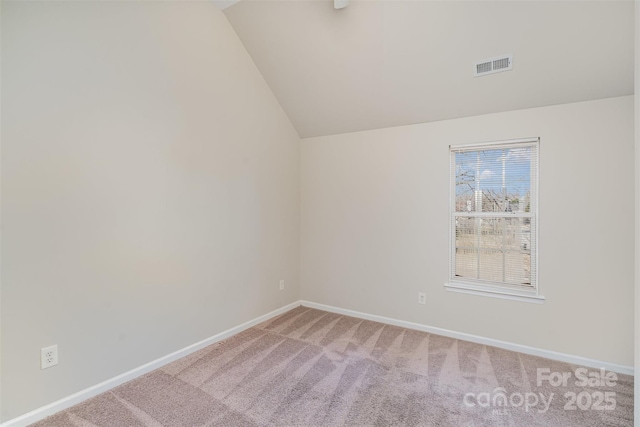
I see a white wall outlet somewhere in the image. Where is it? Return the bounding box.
[41,345,58,369]
[418,292,426,305]
[279,280,285,291]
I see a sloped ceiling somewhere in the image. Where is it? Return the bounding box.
[224,0,634,138]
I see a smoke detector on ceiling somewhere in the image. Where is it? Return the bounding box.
[473,54,513,77]
[334,0,349,9]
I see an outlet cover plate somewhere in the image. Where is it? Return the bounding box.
[418,292,426,305]
[41,345,58,369]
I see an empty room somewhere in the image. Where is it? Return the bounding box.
[1,0,639,426]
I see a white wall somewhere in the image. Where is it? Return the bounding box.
[301,96,635,367]
[1,1,300,421]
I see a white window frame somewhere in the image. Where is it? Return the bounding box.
[445,137,544,304]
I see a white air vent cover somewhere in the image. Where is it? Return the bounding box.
[473,54,513,77]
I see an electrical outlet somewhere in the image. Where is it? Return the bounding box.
[41,345,58,369]
[279,280,285,291]
[418,292,426,305]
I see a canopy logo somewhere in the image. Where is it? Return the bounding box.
[463,388,553,414]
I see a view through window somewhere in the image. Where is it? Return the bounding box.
[449,138,539,298]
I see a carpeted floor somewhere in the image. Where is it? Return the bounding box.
[33,306,633,426]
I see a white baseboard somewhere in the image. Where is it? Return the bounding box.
[300,300,634,376]
[0,301,301,427]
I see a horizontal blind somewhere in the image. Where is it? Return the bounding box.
[450,139,538,289]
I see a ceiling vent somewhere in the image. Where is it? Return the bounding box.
[473,54,513,77]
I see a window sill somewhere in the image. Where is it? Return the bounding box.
[444,282,545,304]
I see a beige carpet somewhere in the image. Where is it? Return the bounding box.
[33,306,633,426]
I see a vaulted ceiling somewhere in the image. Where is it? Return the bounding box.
[221,0,634,138]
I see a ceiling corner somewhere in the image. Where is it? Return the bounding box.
[211,0,242,11]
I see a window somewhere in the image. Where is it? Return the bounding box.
[446,138,543,303]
